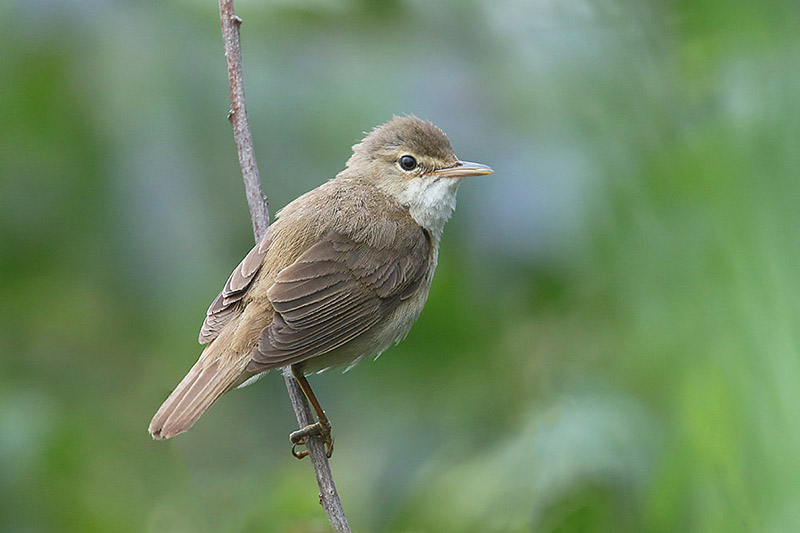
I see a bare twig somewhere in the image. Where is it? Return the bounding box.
[217,2,351,531]
[218,3,268,238]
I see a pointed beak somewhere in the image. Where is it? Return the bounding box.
[430,160,494,178]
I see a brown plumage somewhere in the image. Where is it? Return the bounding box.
[149,116,492,444]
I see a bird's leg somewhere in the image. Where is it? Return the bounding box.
[289,366,334,459]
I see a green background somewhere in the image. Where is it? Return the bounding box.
[2,0,799,530]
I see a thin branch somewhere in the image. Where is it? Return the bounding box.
[218,3,268,238]
[217,2,351,531]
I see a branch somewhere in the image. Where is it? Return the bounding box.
[218,2,268,238]
[217,2,351,531]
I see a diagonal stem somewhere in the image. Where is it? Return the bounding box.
[217,1,351,531]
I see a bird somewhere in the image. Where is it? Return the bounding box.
[148,115,493,458]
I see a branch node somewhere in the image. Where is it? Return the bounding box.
[227,109,235,122]
[232,14,243,25]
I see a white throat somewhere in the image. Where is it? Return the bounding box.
[398,177,462,245]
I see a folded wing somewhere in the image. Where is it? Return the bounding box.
[250,229,429,370]
[198,230,272,344]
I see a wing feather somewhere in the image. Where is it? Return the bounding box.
[250,227,429,370]
[198,231,272,344]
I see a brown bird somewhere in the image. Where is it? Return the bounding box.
[148,116,493,457]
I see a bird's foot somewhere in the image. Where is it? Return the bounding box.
[289,417,333,459]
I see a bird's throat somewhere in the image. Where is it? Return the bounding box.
[398,177,462,245]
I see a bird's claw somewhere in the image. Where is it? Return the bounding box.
[291,442,309,460]
[289,419,333,459]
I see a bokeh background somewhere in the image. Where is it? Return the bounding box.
[2,0,799,531]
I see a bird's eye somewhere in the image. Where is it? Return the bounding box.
[398,155,417,171]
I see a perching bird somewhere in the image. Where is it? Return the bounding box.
[149,116,493,457]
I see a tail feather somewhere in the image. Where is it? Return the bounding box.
[149,341,250,440]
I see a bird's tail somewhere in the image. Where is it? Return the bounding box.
[149,333,252,440]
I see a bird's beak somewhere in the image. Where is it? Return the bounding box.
[431,160,494,178]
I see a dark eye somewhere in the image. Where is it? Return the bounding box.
[398,155,417,171]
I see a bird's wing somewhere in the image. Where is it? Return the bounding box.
[198,230,273,344]
[250,229,430,369]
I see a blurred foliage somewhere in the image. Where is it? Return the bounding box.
[2,0,799,531]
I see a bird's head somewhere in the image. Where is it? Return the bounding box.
[343,115,493,236]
